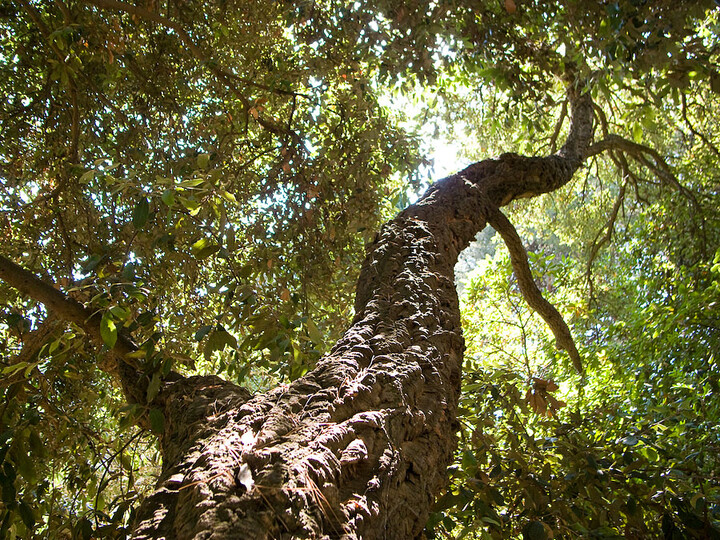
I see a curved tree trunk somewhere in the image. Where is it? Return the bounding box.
[129,93,593,539]
[0,92,593,539]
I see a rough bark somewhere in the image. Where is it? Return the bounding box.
[129,93,593,538]
[0,92,593,538]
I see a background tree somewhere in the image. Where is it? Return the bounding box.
[0,0,719,538]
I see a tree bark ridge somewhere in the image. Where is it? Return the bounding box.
[0,91,594,539]
[129,91,594,539]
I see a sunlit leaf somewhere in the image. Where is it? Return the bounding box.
[100,313,118,348]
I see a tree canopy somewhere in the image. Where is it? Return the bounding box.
[1,0,720,538]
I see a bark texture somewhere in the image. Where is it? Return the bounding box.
[130,93,593,539]
[0,92,593,538]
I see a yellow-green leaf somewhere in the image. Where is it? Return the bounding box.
[100,313,117,348]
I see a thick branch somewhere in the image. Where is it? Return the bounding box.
[559,89,595,167]
[0,255,141,378]
[487,209,583,375]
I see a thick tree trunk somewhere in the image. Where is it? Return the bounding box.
[0,92,592,539]
[129,93,593,539]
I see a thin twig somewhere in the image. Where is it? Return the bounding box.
[681,93,720,158]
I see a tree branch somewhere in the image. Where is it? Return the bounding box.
[585,175,627,302]
[0,254,139,369]
[681,93,720,159]
[586,133,705,229]
[559,89,595,168]
[486,209,584,375]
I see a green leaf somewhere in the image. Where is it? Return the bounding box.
[195,325,214,341]
[203,329,237,361]
[2,362,29,375]
[132,197,150,229]
[192,238,220,259]
[109,306,130,321]
[79,170,95,184]
[100,313,118,348]
[146,372,162,402]
[120,453,133,471]
[149,408,165,434]
[78,517,93,540]
[81,254,104,274]
[621,435,639,446]
[0,475,16,504]
[197,153,210,169]
[17,500,35,529]
[178,178,205,188]
[522,520,548,540]
[178,196,201,215]
[305,318,324,344]
[632,123,643,143]
[161,189,175,207]
[219,189,237,204]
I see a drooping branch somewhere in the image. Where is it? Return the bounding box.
[587,133,707,255]
[587,134,692,195]
[486,209,584,375]
[681,93,720,159]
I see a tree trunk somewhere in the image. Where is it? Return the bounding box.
[128,93,593,539]
[0,92,592,539]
